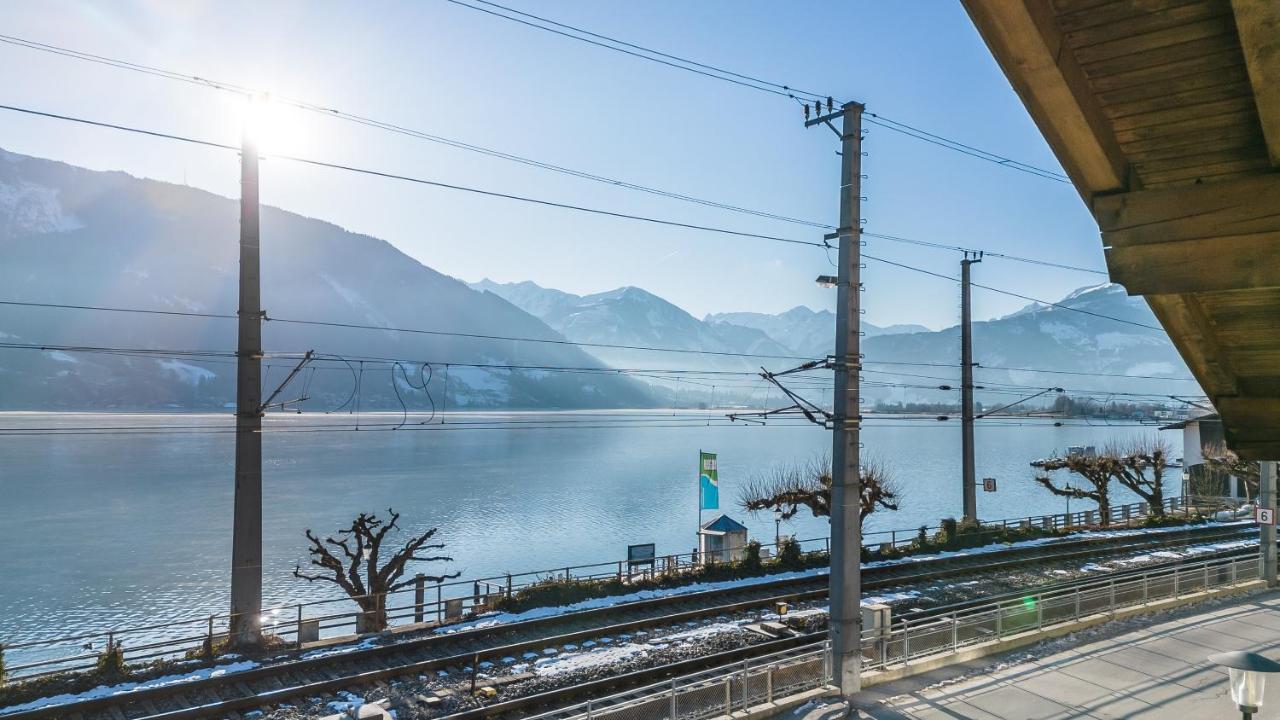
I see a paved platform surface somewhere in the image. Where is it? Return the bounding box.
[796,589,1280,719]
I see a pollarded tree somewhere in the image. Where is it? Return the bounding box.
[1032,453,1113,526]
[1110,438,1171,516]
[739,453,900,525]
[294,509,460,632]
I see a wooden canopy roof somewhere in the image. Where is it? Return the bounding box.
[961,0,1280,459]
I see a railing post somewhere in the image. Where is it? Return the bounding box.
[1174,569,1180,599]
[766,665,774,703]
[436,582,443,624]
[1205,564,1210,592]
[1074,587,1080,621]
[296,604,303,648]
[1036,594,1043,631]
[586,699,593,719]
[1109,580,1116,617]
[951,611,958,653]
[1142,572,1149,604]
[995,602,1002,638]
[724,677,732,715]
[670,678,678,717]
[903,617,910,664]
[414,574,426,624]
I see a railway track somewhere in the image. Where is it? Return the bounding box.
[2,522,1256,720]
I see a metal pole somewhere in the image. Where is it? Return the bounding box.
[414,574,426,624]
[961,252,981,521]
[827,101,864,699]
[230,102,263,648]
[1263,460,1277,588]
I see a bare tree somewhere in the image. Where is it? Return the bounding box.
[1201,442,1260,501]
[294,509,459,632]
[1109,438,1171,516]
[739,453,900,525]
[1032,453,1113,526]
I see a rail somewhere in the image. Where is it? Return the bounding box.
[0,494,1244,680]
[529,551,1263,720]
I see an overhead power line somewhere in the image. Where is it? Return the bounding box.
[0,40,1106,276]
[0,300,815,362]
[862,232,1107,276]
[859,252,1163,332]
[0,104,821,249]
[441,0,1071,183]
[0,33,826,230]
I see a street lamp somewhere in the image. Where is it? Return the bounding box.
[815,275,839,288]
[774,508,784,549]
[1208,651,1280,719]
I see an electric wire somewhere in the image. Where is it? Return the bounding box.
[440,0,1072,182]
[0,104,821,249]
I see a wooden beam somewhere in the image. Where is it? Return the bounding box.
[1145,294,1239,398]
[960,0,1129,198]
[1096,174,1280,292]
[1231,441,1280,461]
[1095,173,1280,245]
[1106,235,1280,294]
[1232,0,1280,165]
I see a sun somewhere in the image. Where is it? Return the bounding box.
[241,93,280,150]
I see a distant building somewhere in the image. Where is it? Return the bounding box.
[1160,413,1246,499]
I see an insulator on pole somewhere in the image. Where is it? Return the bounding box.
[804,105,811,120]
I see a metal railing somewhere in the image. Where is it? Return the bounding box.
[1,494,1240,680]
[862,551,1260,671]
[523,551,1263,720]
[527,643,831,720]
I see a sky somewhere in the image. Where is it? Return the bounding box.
[0,1,1108,330]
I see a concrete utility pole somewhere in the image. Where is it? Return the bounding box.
[824,101,865,700]
[960,252,982,521]
[230,107,264,647]
[1263,460,1277,588]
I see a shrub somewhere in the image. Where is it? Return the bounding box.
[95,640,126,679]
[777,536,804,568]
[743,540,763,572]
[938,517,959,549]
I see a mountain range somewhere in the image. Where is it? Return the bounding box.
[0,148,1199,411]
[0,148,651,410]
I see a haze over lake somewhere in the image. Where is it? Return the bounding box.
[0,411,1172,644]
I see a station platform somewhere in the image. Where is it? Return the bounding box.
[798,589,1280,719]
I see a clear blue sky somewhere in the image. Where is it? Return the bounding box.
[0,1,1106,329]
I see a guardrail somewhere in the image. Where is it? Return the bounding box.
[527,643,831,720]
[1,494,1243,680]
[529,551,1263,720]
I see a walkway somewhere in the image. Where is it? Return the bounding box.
[801,589,1280,719]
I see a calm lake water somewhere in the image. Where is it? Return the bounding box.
[0,411,1172,644]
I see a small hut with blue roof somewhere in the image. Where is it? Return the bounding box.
[698,514,749,565]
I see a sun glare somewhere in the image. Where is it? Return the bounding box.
[241,93,278,150]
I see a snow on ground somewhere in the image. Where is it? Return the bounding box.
[429,521,1252,637]
[298,636,379,660]
[0,661,259,715]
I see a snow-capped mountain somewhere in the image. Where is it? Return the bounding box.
[474,278,1197,407]
[470,280,794,372]
[859,282,1195,406]
[0,149,653,410]
[705,306,928,358]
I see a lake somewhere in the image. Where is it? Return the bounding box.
[0,411,1172,645]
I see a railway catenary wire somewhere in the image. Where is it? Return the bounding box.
[3,522,1255,720]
